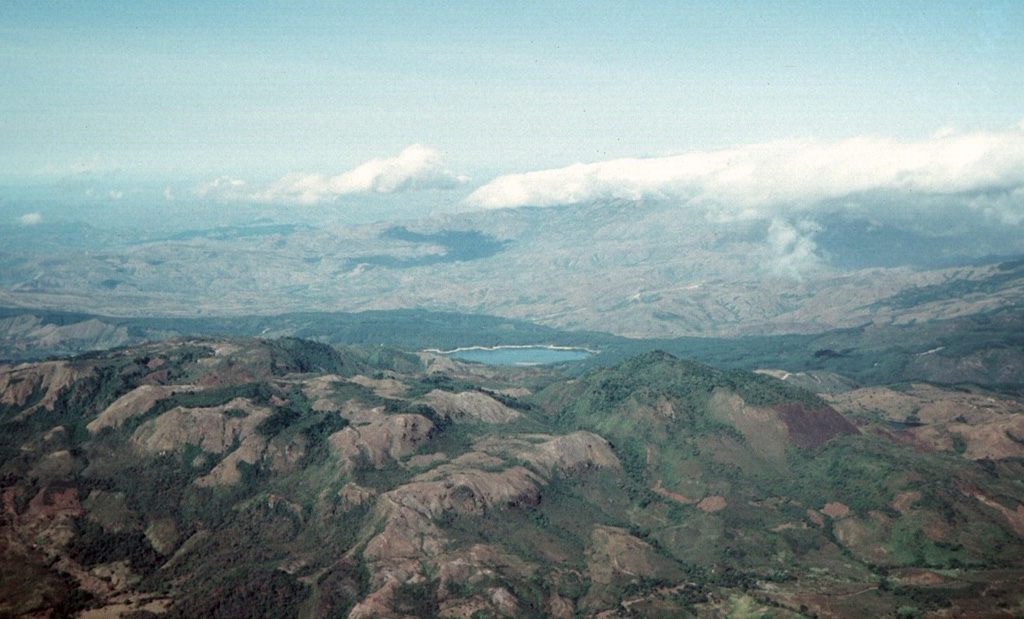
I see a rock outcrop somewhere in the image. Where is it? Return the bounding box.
[130,397,272,455]
[88,384,204,434]
[0,361,91,415]
[422,389,522,423]
[328,413,435,467]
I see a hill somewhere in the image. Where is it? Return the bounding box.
[3,338,1024,617]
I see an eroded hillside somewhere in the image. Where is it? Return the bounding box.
[3,338,1024,617]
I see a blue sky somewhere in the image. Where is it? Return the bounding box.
[2,1,1023,187]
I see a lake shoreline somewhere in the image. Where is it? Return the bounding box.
[424,344,601,355]
[424,344,598,365]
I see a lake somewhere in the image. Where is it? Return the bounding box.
[431,345,596,366]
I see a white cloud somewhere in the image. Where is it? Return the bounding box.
[256,144,467,204]
[766,219,822,276]
[195,176,248,200]
[18,212,42,225]
[466,122,1024,276]
[465,123,1024,224]
[970,186,1024,226]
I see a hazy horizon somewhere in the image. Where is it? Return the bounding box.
[4,2,1022,179]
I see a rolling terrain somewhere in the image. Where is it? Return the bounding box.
[3,337,1024,617]
[3,197,1024,618]
[3,201,1022,339]
[4,304,1023,399]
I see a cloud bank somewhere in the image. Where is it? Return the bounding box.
[255,144,467,204]
[18,212,42,225]
[465,123,1024,224]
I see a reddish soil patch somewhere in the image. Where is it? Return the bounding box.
[141,369,170,385]
[26,487,82,520]
[775,402,859,448]
[2,487,24,516]
[891,568,952,586]
[922,515,951,542]
[821,502,850,518]
[892,491,921,514]
[196,366,257,386]
[697,495,727,512]
[652,479,698,504]
[807,509,825,527]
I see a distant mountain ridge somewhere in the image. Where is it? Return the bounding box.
[3,200,1022,338]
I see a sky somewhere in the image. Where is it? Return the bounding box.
[3,0,1023,185]
[2,0,1024,256]
[1,0,1023,279]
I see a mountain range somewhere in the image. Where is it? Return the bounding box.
[2,195,1024,618]
[4,337,1024,617]
[3,200,1022,338]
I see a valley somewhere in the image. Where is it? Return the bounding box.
[3,202,1022,339]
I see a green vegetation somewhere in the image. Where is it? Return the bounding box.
[266,336,355,375]
[391,580,440,617]
[165,568,308,619]
[551,351,830,500]
[3,336,1024,617]
[66,517,162,572]
[255,407,302,437]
